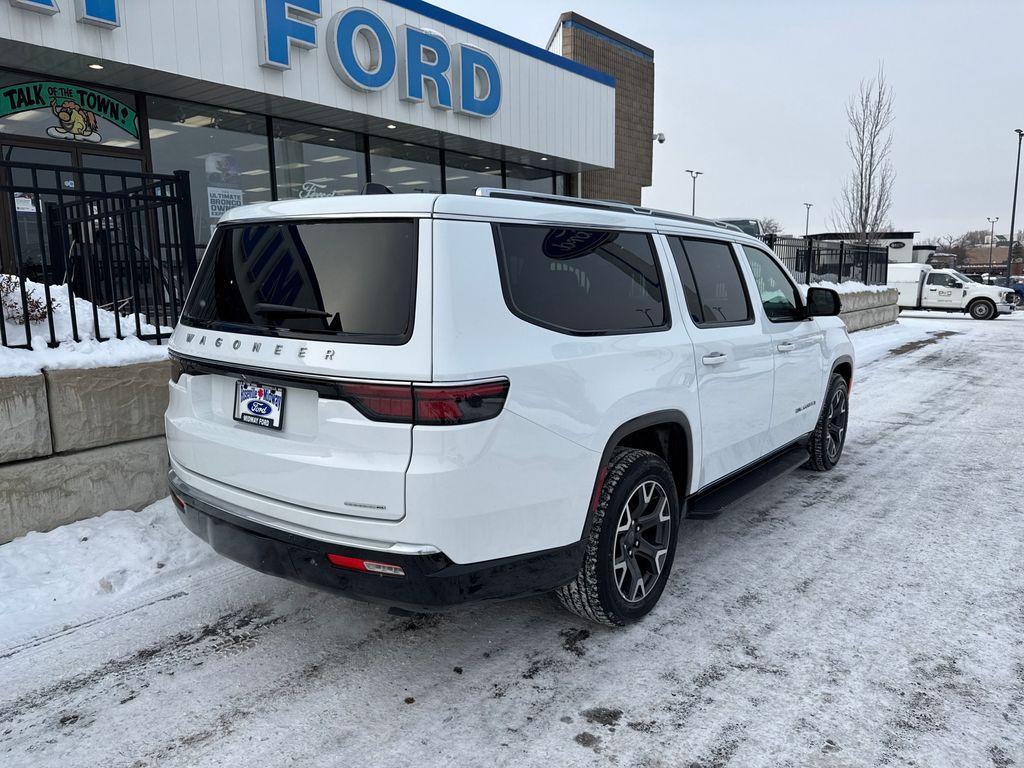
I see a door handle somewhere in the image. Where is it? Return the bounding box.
[777,342,796,352]
[701,352,728,366]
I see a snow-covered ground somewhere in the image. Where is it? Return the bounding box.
[1,278,169,378]
[1,315,1022,767]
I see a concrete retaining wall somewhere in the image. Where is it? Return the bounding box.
[0,361,170,544]
[836,287,900,333]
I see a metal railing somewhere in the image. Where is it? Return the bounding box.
[760,233,889,286]
[0,160,196,349]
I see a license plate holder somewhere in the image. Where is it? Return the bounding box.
[234,381,285,430]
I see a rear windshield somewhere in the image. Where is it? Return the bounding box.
[181,219,417,344]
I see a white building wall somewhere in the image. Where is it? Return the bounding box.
[0,0,615,168]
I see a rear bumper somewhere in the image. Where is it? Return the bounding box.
[168,471,583,610]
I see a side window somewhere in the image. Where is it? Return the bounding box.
[667,237,752,326]
[494,224,668,334]
[927,272,954,287]
[741,246,803,322]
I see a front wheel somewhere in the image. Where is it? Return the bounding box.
[805,374,849,472]
[557,448,680,626]
[968,299,996,320]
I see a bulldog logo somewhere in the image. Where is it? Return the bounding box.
[46,98,101,143]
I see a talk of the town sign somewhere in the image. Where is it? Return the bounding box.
[7,0,503,119]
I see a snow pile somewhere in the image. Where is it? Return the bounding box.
[0,498,217,642]
[798,280,893,299]
[0,276,169,378]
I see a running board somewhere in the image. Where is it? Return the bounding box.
[686,443,810,519]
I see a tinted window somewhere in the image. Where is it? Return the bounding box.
[669,238,751,325]
[927,272,955,287]
[182,220,417,344]
[742,246,802,322]
[495,224,667,334]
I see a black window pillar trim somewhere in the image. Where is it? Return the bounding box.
[266,115,279,201]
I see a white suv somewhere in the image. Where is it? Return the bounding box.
[166,190,854,626]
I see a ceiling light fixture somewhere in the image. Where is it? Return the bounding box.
[386,124,397,129]
[88,63,104,70]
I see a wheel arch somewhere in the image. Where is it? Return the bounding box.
[831,355,854,389]
[596,410,694,505]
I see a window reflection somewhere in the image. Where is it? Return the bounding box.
[273,119,366,199]
[369,137,441,193]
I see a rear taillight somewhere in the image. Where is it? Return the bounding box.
[339,380,509,426]
[414,381,510,425]
[327,553,406,577]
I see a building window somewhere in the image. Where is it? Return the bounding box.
[369,137,441,193]
[146,96,271,247]
[555,173,569,196]
[0,70,140,149]
[272,119,366,199]
[444,151,501,195]
[505,162,554,194]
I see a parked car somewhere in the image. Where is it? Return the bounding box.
[166,189,854,626]
[720,218,763,237]
[984,276,1024,307]
[888,263,1015,319]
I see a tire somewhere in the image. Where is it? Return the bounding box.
[805,374,849,472]
[556,448,680,626]
[968,299,995,320]
[1013,293,1024,308]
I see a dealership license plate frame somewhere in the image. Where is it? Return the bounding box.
[234,381,285,431]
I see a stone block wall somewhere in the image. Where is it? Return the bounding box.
[0,361,170,544]
[836,288,900,333]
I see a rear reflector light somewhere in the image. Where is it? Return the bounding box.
[339,379,509,426]
[327,553,405,577]
[169,356,185,384]
[170,491,185,511]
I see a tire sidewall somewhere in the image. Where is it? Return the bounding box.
[818,375,849,470]
[593,454,680,624]
[969,300,994,320]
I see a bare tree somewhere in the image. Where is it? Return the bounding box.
[833,66,895,242]
[757,217,782,235]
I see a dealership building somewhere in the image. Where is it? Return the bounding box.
[0,0,655,270]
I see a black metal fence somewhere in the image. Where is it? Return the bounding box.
[760,234,889,286]
[0,160,196,349]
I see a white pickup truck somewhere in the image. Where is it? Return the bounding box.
[888,263,1016,320]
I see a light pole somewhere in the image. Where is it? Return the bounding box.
[987,216,999,272]
[803,202,813,237]
[685,169,702,215]
[1007,129,1023,279]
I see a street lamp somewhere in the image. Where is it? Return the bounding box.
[685,169,703,216]
[1007,129,1024,279]
[803,202,813,237]
[987,216,999,271]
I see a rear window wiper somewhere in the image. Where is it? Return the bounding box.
[253,302,333,319]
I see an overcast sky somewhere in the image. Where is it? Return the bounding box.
[441,0,1024,239]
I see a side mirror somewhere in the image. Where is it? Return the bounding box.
[953,281,964,289]
[806,287,842,317]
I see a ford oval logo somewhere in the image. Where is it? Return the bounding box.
[248,401,272,416]
[889,241,906,249]
[542,228,618,260]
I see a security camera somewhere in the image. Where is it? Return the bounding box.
[653,132,666,144]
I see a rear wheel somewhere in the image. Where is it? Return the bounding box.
[805,374,849,472]
[968,299,996,320]
[557,448,680,626]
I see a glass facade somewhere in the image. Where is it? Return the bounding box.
[273,119,366,200]
[369,137,442,193]
[506,161,555,194]
[146,96,271,246]
[444,151,502,195]
[1,68,569,268]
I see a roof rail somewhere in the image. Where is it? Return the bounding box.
[474,187,741,231]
